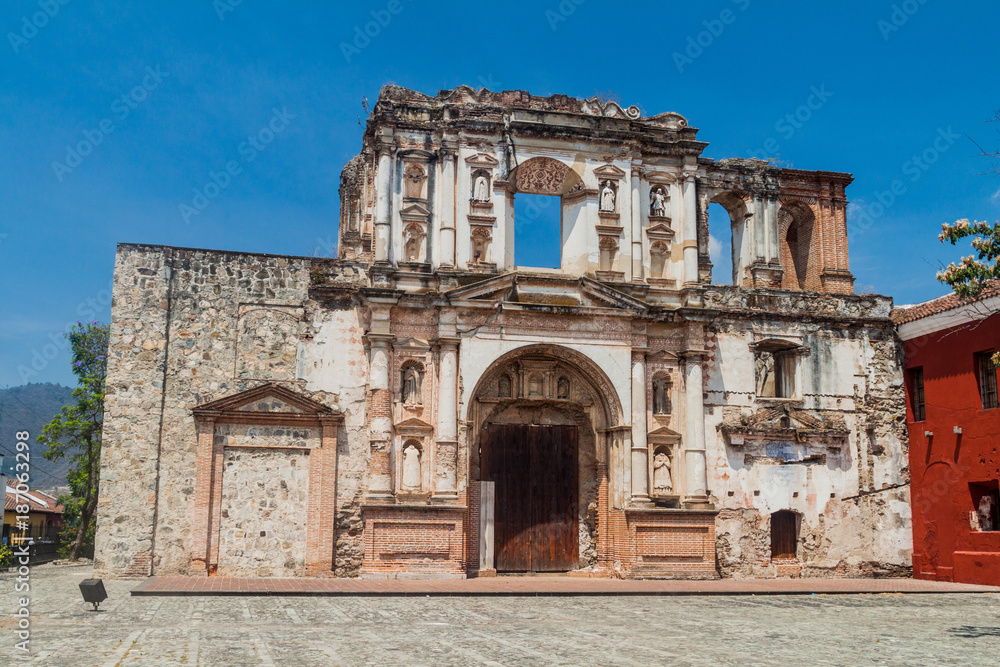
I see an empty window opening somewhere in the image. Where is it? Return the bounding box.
[706,202,734,285]
[976,351,998,410]
[770,510,798,559]
[970,481,1000,532]
[514,194,561,269]
[909,367,926,421]
[755,343,797,399]
[778,203,815,290]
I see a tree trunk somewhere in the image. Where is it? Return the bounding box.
[69,496,97,561]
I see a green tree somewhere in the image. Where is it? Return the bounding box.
[37,321,109,560]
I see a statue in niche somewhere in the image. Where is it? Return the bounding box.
[600,181,616,212]
[650,187,667,217]
[653,452,673,493]
[404,234,421,263]
[498,375,512,398]
[473,173,491,202]
[653,378,671,415]
[402,367,421,405]
[402,443,421,489]
[557,377,570,399]
[978,495,995,531]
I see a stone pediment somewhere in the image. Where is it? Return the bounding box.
[647,349,679,362]
[594,163,627,180]
[720,405,849,445]
[465,153,500,168]
[192,383,340,425]
[445,273,647,312]
[648,426,683,442]
[646,223,674,240]
[400,202,431,218]
[394,337,431,350]
[395,417,434,433]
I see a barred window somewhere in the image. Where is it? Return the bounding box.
[976,352,998,410]
[909,367,926,421]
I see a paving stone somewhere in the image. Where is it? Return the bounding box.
[2,564,999,666]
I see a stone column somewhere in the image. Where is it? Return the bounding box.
[630,349,651,504]
[683,173,699,284]
[374,144,394,263]
[767,196,780,263]
[366,332,394,499]
[630,165,643,281]
[434,337,460,498]
[439,145,457,267]
[753,196,765,262]
[681,351,710,506]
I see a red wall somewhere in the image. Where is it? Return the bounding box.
[904,312,1000,585]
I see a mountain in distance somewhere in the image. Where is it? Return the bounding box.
[0,382,76,495]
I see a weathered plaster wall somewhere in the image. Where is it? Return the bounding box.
[703,305,911,578]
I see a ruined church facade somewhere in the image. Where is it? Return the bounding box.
[94,86,911,579]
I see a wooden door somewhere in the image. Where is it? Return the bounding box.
[770,510,798,559]
[482,424,578,572]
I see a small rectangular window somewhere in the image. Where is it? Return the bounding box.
[975,351,998,410]
[909,367,925,421]
[970,482,1000,532]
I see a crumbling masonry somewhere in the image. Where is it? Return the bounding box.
[94,86,911,579]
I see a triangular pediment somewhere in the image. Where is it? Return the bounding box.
[193,383,334,416]
[400,202,431,218]
[394,337,431,350]
[446,273,647,312]
[646,223,675,239]
[465,152,500,168]
[395,417,435,433]
[648,426,683,442]
[594,163,627,180]
[647,349,679,362]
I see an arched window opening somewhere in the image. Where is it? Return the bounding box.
[706,191,747,286]
[779,202,815,290]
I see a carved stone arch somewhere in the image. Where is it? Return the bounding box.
[777,200,816,290]
[510,156,583,195]
[467,344,625,429]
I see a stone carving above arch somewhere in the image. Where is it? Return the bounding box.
[512,157,581,195]
[468,343,625,429]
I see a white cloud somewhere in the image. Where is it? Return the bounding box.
[709,234,724,266]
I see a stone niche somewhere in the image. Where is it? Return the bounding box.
[190,383,342,577]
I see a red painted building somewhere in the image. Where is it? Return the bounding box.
[896,286,1000,585]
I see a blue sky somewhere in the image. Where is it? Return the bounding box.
[1,0,998,388]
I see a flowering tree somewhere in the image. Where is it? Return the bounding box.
[38,321,109,560]
[937,219,1000,298]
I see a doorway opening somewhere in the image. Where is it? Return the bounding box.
[514,194,561,269]
[481,423,579,572]
[770,510,799,559]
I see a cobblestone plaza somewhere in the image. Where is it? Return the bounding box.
[3,564,1000,666]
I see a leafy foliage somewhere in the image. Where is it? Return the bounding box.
[37,321,109,560]
[937,219,1000,298]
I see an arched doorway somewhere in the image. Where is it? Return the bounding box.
[468,345,624,573]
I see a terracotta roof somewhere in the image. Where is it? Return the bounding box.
[4,478,64,514]
[892,281,1000,325]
